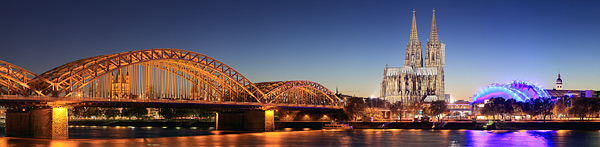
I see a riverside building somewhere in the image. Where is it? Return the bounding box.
[381,9,445,104]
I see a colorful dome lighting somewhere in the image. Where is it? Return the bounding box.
[471,80,550,103]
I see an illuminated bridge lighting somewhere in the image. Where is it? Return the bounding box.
[0,48,342,108]
[471,80,550,103]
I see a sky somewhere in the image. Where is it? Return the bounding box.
[1,0,599,101]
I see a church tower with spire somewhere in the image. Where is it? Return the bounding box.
[555,73,563,90]
[405,9,423,68]
[425,8,445,100]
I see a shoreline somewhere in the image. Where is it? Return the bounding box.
[66,120,600,130]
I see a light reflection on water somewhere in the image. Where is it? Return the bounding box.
[1,128,600,146]
[466,130,552,147]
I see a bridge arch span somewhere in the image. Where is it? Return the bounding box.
[0,60,43,96]
[256,80,341,106]
[34,48,265,102]
[1,48,340,106]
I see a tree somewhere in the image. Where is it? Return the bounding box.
[503,99,516,119]
[121,107,148,119]
[175,108,193,118]
[428,100,448,122]
[552,97,568,120]
[71,107,86,118]
[103,108,121,119]
[590,99,600,119]
[568,98,600,121]
[364,108,382,119]
[344,97,366,121]
[568,98,587,121]
[480,97,507,120]
[522,99,540,120]
[512,101,526,120]
[159,108,177,119]
[189,109,215,120]
[389,101,404,120]
[533,98,555,122]
[406,102,424,118]
[83,107,104,118]
[422,106,432,117]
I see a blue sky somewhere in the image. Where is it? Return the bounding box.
[1,0,599,100]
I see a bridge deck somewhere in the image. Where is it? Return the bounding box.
[0,96,342,110]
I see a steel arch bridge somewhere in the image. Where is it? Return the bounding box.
[0,48,342,107]
[0,60,41,96]
[256,80,338,105]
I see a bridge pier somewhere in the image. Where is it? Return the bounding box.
[5,107,69,139]
[216,110,274,131]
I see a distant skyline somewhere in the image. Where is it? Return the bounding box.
[1,0,599,101]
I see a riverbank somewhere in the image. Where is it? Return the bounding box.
[473,121,600,130]
[279,121,600,130]
[68,120,600,130]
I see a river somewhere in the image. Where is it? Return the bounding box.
[0,126,599,146]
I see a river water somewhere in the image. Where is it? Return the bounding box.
[1,126,599,146]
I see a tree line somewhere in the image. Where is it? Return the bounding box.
[70,107,215,120]
[344,97,448,122]
[567,97,600,120]
[479,97,554,121]
[480,97,600,121]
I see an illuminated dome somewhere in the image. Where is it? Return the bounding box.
[556,74,562,84]
[471,80,550,103]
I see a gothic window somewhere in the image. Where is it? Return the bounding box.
[430,53,433,60]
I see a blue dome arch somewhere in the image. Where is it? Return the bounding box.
[471,80,550,103]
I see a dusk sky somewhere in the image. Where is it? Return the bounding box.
[1,0,599,101]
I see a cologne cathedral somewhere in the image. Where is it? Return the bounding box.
[381,9,445,104]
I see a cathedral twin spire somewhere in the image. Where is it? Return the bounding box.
[405,9,422,68]
[428,8,439,44]
[409,9,419,43]
[382,8,445,103]
[405,8,441,68]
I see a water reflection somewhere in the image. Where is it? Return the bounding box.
[465,130,553,147]
[1,128,600,146]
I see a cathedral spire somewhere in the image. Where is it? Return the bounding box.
[409,9,419,42]
[405,9,422,67]
[429,8,439,43]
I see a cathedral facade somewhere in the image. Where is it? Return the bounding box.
[381,9,445,104]
[111,70,130,99]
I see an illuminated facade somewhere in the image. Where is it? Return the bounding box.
[471,80,550,103]
[381,9,445,104]
[111,70,130,99]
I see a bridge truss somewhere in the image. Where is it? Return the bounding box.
[0,48,341,107]
[0,60,42,96]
